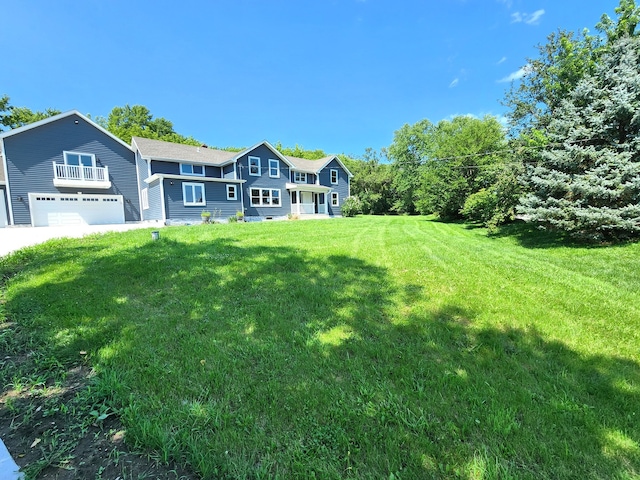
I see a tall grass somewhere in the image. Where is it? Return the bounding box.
[2,216,639,479]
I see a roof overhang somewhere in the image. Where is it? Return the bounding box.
[285,183,332,193]
[144,173,246,184]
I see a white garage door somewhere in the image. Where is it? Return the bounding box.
[29,193,125,227]
[0,191,7,228]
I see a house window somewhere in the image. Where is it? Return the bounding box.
[226,184,237,200]
[249,156,261,176]
[183,182,206,206]
[294,171,307,183]
[250,188,281,207]
[330,169,339,184]
[63,151,95,167]
[141,188,149,210]
[180,163,205,176]
[269,159,280,178]
[331,192,339,206]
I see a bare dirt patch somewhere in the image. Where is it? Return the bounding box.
[1,361,194,479]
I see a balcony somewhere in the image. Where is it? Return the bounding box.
[53,162,111,189]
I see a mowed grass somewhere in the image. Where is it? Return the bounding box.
[1,216,639,479]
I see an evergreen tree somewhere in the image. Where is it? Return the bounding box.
[519,36,640,241]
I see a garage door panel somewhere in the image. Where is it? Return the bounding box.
[29,194,125,227]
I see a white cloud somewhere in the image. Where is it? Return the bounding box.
[511,9,545,25]
[497,56,507,65]
[526,9,545,25]
[449,78,459,88]
[498,66,530,83]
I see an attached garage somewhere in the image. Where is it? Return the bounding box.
[28,193,125,227]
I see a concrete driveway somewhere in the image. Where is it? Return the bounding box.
[0,223,160,258]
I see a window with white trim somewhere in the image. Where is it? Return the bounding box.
[330,169,339,184]
[141,188,149,210]
[183,182,206,206]
[180,163,205,176]
[331,192,339,206]
[293,171,307,183]
[269,159,280,178]
[226,184,237,200]
[248,156,261,176]
[63,151,95,167]
[250,188,281,207]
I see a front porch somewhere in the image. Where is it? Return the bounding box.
[287,183,331,216]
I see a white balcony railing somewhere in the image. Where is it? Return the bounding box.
[53,162,111,188]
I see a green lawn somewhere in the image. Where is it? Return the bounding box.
[1,216,639,479]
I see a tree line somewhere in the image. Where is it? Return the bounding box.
[2,0,639,241]
[345,0,640,242]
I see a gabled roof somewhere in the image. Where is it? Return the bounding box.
[286,155,354,177]
[132,137,238,166]
[0,110,133,152]
[237,140,295,168]
[132,136,353,178]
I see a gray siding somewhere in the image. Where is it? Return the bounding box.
[136,151,152,221]
[237,145,291,217]
[146,178,164,221]
[163,179,242,220]
[4,113,140,224]
[318,159,350,216]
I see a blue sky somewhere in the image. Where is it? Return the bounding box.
[1,1,620,156]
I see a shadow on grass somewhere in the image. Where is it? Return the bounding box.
[2,228,639,478]
[489,220,640,250]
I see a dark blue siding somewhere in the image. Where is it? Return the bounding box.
[152,160,221,178]
[290,171,317,184]
[237,145,291,217]
[164,180,242,220]
[319,159,350,216]
[223,164,236,179]
[151,161,179,175]
[4,113,140,224]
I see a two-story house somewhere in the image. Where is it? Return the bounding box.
[0,110,352,228]
[132,137,352,223]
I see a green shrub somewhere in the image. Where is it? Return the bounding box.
[341,196,362,217]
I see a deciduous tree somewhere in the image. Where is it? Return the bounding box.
[0,94,60,131]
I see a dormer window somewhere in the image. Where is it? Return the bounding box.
[180,163,205,176]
